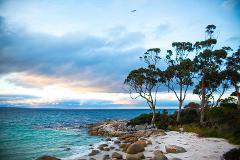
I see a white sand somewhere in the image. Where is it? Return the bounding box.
[145,131,238,160]
[66,131,238,160]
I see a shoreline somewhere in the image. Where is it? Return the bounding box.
[53,120,238,160]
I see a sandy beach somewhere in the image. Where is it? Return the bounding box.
[64,120,238,160]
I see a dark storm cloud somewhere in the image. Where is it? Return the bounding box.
[0,16,146,92]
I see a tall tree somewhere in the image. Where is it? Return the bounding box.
[193,70,229,107]
[162,42,194,122]
[193,25,228,124]
[124,48,162,125]
[226,46,240,109]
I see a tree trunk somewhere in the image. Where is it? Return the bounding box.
[151,107,156,126]
[177,101,182,123]
[177,83,183,123]
[200,78,206,125]
[234,84,240,110]
[237,94,240,110]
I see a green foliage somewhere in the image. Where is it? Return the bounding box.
[128,113,154,125]
[127,112,175,130]
[155,112,172,130]
[184,102,200,109]
[129,104,240,144]
[163,41,195,122]
[178,109,200,124]
[223,148,240,160]
[177,124,225,138]
[220,97,237,109]
[168,106,240,144]
[124,48,164,124]
[225,46,240,109]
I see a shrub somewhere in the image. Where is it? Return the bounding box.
[220,97,238,109]
[169,108,200,125]
[223,148,240,160]
[155,112,171,130]
[128,112,174,130]
[127,113,153,126]
[179,109,200,124]
[184,102,201,109]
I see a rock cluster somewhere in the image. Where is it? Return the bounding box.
[85,121,187,160]
[88,120,128,137]
[88,120,167,138]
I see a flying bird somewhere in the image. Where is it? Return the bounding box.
[130,10,136,12]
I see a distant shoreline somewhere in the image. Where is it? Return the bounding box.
[0,107,178,110]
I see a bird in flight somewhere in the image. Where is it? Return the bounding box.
[130,10,136,12]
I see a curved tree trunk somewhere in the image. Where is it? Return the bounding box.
[177,101,183,123]
[200,79,206,125]
[151,107,156,126]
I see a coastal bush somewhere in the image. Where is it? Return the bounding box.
[223,148,240,160]
[178,109,200,124]
[130,105,240,144]
[128,112,174,129]
[156,112,176,130]
[168,106,240,144]
[128,113,157,126]
[220,97,238,109]
[204,107,240,144]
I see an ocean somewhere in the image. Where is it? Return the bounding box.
[0,108,177,160]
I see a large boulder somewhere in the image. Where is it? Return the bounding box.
[126,152,144,160]
[127,143,145,154]
[165,145,186,153]
[135,140,147,147]
[98,144,108,150]
[126,143,145,160]
[36,156,60,160]
[121,143,131,152]
[102,154,110,160]
[114,140,121,144]
[112,152,123,159]
[105,138,111,141]
[88,150,100,156]
[153,150,168,160]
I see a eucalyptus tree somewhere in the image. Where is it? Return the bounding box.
[226,46,240,109]
[162,42,195,122]
[193,25,228,124]
[124,48,162,125]
[193,70,229,107]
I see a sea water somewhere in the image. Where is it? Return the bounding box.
[0,108,176,160]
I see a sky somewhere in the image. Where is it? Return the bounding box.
[0,0,239,109]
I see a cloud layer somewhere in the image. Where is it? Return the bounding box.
[0,0,239,108]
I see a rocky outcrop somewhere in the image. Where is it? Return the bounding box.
[88,120,129,137]
[88,120,166,138]
[165,145,186,153]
